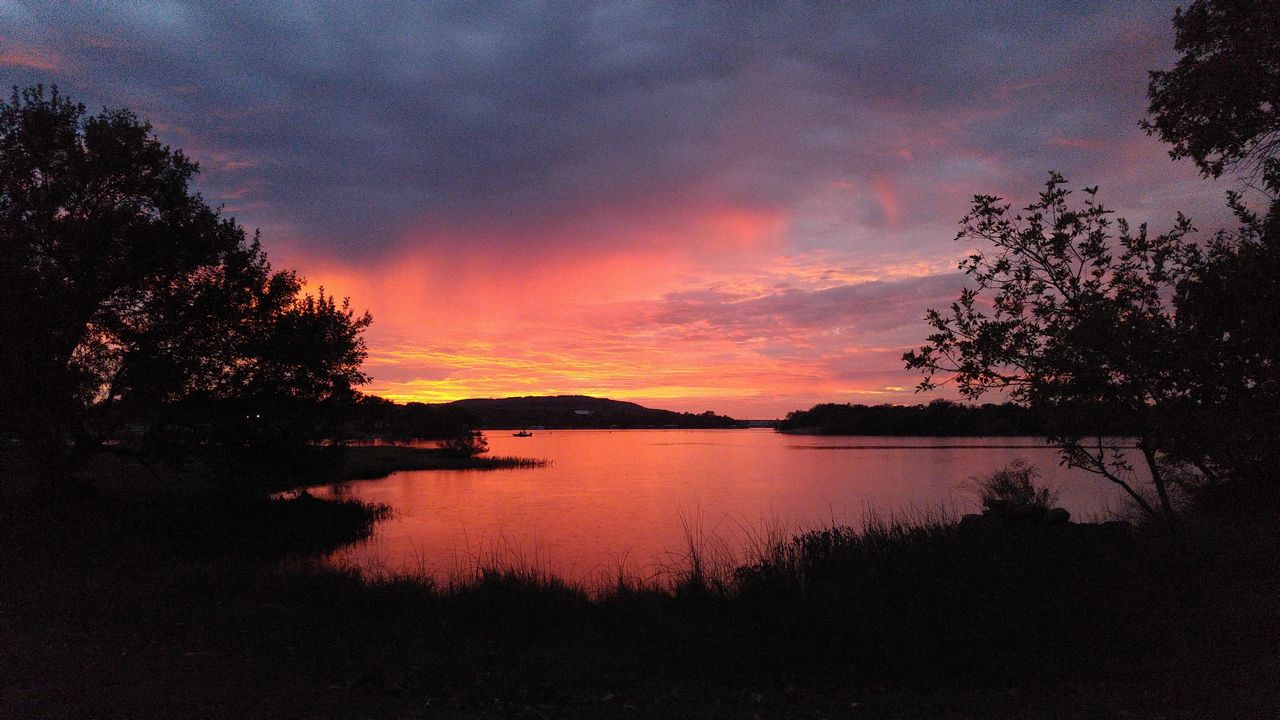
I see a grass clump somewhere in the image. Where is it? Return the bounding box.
[965,459,1060,513]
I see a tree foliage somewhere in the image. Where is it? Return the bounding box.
[344,396,480,442]
[1162,195,1280,502]
[0,85,371,483]
[1144,0,1280,194]
[1142,0,1280,510]
[904,0,1280,526]
[777,399,1133,437]
[903,174,1200,525]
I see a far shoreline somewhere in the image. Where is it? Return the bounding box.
[777,427,1051,437]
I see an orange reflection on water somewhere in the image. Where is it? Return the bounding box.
[320,430,1134,583]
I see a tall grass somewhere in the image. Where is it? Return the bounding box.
[315,501,1166,684]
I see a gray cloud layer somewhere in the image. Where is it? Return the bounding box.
[3,0,1211,263]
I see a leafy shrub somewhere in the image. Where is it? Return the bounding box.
[967,460,1058,513]
[437,430,489,457]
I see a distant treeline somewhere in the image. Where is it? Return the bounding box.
[345,396,480,441]
[778,400,1134,437]
[345,394,741,439]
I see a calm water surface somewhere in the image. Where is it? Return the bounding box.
[321,429,1132,580]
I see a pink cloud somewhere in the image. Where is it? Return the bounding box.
[0,46,61,71]
[871,175,901,228]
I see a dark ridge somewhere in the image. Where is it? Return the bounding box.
[445,394,742,429]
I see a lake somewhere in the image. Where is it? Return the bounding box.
[320,429,1135,582]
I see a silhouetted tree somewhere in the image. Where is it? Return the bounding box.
[1163,196,1280,506]
[1144,1,1280,507]
[0,85,371,484]
[903,174,1199,528]
[344,396,479,442]
[776,400,1136,437]
[125,258,372,485]
[1144,0,1280,195]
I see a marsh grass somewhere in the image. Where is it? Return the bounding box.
[280,501,1198,691]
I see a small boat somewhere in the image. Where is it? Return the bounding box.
[512,430,533,437]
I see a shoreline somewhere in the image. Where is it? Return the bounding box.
[324,444,549,484]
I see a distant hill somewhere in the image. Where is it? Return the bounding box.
[446,395,741,429]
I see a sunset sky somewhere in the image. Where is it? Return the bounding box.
[4,2,1232,417]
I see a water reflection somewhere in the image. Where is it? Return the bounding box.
[321,429,1134,580]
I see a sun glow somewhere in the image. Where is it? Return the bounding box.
[282,227,960,418]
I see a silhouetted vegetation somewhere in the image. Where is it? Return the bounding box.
[1146,0,1274,515]
[1142,0,1280,514]
[903,173,1205,528]
[342,394,482,441]
[902,171,1280,529]
[0,85,372,490]
[435,428,491,457]
[777,398,1134,436]
[963,459,1060,515]
[895,0,1280,529]
[1144,0,1280,195]
[1162,195,1280,510]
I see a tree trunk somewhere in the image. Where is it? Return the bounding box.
[1141,443,1181,537]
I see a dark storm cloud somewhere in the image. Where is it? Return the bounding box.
[3,1,1189,258]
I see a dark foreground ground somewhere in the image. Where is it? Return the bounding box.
[2,452,1279,719]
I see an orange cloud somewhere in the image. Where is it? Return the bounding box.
[277,227,959,419]
[252,157,983,418]
[695,206,785,248]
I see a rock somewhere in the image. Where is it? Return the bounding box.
[1100,520,1135,536]
[978,503,1045,523]
[1042,507,1071,524]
